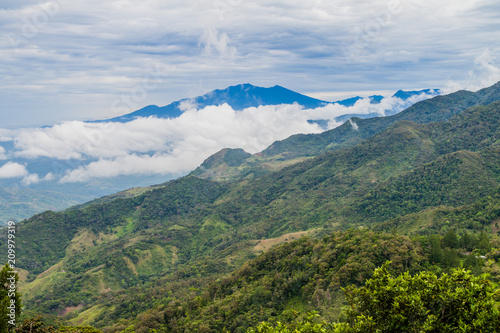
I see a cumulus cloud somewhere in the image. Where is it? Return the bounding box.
[16,103,323,182]
[60,153,196,183]
[0,160,53,185]
[0,162,28,178]
[14,104,319,162]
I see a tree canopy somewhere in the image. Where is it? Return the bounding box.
[247,262,500,333]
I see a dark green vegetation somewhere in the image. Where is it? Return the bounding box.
[160,231,423,332]
[190,148,254,180]
[249,264,500,332]
[1,82,500,332]
[117,222,500,332]
[374,186,500,235]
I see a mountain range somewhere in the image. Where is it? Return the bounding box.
[0,84,439,224]
[1,81,499,331]
[103,83,438,123]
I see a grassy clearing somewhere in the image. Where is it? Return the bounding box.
[253,229,318,253]
[68,305,106,326]
[21,261,65,299]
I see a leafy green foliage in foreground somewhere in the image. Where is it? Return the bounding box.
[340,264,500,332]
[249,264,500,333]
[1,264,22,333]
[156,231,422,333]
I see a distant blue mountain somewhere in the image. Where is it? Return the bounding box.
[105,84,330,122]
[392,89,438,100]
[102,84,440,123]
[334,95,384,108]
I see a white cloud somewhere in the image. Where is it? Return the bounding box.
[0,162,28,178]
[0,160,54,185]
[348,119,359,131]
[14,95,430,160]
[21,173,41,186]
[21,172,55,186]
[443,49,500,93]
[60,153,193,183]
[14,104,320,161]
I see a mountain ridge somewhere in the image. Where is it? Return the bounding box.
[103,83,439,123]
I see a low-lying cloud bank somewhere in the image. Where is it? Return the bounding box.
[0,92,436,184]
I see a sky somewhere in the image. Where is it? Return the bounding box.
[1,0,500,128]
[0,0,499,187]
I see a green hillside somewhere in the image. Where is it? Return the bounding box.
[159,230,426,332]
[132,226,500,333]
[374,186,500,235]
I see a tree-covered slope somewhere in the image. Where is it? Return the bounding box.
[108,227,500,333]
[158,230,425,333]
[1,177,229,276]
[214,102,500,235]
[374,186,500,235]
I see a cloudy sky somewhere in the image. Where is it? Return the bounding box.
[1,0,500,128]
[0,0,499,187]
